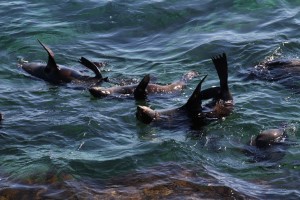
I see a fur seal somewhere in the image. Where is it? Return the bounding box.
[250,128,287,148]
[136,53,233,127]
[136,75,208,127]
[0,113,3,121]
[20,40,108,85]
[243,127,289,163]
[89,70,199,99]
[248,58,300,93]
[199,53,233,119]
[262,59,300,69]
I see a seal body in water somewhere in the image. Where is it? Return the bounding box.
[136,75,208,128]
[89,70,199,100]
[20,40,108,86]
[248,58,300,93]
[243,127,289,163]
[0,113,3,121]
[136,53,233,127]
[250,128,288,148]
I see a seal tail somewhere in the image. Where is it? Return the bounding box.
[183,75,207,113]
[79,57,105,79]
[211,53,232,101]
[37,39,59,74]
[134,74,150,100]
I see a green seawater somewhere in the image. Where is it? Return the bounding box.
[0,0,300,199]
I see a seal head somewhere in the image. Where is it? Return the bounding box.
[250,128,287,148]
[136,105,159,124]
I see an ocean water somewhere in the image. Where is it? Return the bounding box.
[0,0,300,199]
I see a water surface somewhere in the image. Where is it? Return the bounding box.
[0,0,300,199]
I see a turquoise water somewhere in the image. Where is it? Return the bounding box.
[1,0,300,199]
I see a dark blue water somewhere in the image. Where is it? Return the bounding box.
[1,0,300,199]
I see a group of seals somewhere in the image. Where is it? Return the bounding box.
[20,40,108,86]
[17,40,293,151]
[20,40,200,99]
[243,57,300,149]
[136,53,233,127]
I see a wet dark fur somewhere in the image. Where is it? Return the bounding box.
[136,75,208,127]
[200,53,233,119]
[135,53,233,128]
[250,128,288,148]
[243,128,289,163]
[247,59,300,94]
[89,70,199,99]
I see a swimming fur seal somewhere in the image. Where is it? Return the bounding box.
[250,128,288,148]
[243,127,289,163]
[20,40,108,85]
[136,53,233,126]
[0,113,3,121]
[89,70,199,100]
[136,75,208,127]
[247,58,300,93]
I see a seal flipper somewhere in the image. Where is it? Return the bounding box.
[200,87,221,100]
[37,39,59,74]
[183,75,207,114]
[78,57,104,79]
[134,74,150,100]
[211,53,232,101]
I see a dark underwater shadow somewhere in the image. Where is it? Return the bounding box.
[0,161,252,199]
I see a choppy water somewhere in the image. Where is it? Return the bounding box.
[1,0,300,199]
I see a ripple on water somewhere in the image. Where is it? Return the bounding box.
[1,0,300,199]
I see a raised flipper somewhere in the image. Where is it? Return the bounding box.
[37,39,59,74]
[78,57,104,79]
[134,74,150,100]
[183,75,207,114]
[211,53,232,101]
